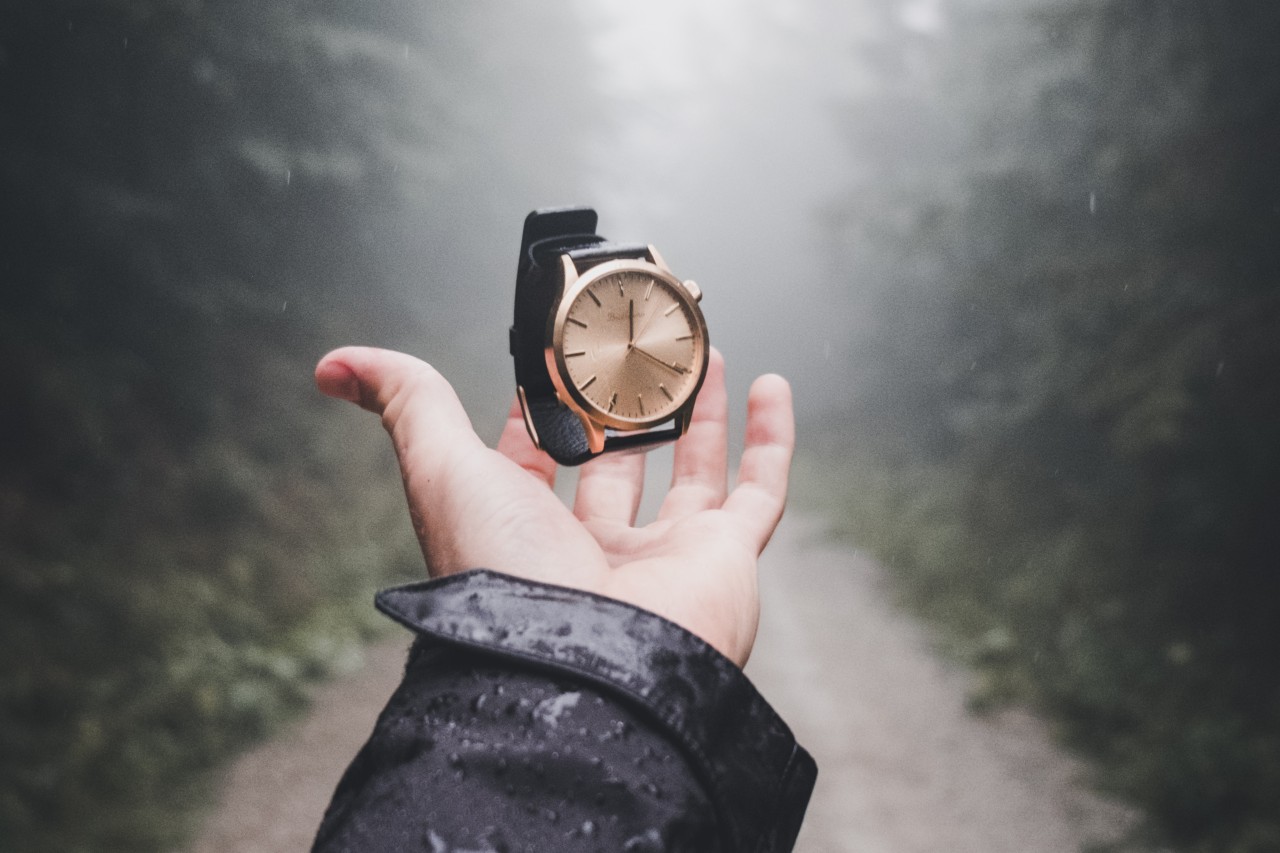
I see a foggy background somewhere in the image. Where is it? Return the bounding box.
[3,1,1278,851]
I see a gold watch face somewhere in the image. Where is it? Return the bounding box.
[551,259,707,429]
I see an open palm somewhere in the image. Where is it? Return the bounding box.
[315,346,794,667]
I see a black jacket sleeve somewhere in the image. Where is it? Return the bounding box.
[311,570,817,853]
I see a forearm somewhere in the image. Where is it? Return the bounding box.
[312,570,816,853]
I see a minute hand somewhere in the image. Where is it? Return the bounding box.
[631,344,688,374]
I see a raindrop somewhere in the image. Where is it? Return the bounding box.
[623,829,663,851]
[424,829,448,853]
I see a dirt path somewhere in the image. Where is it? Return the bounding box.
[747,517,1135,852]
[185,514,1135,852]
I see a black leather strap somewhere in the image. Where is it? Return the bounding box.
[510,207,682,466]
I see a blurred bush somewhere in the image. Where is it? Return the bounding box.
[0,1,442,849]
[817,1,1280,850]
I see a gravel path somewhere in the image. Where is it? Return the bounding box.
[185,514,1135,852]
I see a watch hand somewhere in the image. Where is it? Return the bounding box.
[629,299,634,345]
[632,345,688,374]
[633,295,663,345]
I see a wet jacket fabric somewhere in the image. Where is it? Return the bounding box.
[311,569,817,852]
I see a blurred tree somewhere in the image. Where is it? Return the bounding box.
[825,0,1280,849]
[0,1,460,849]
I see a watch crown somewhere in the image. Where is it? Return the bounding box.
[682,279,702,302]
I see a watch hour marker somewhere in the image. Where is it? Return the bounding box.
[637,394,644,415]
[608,392,617,412]
[663,304,679,316]
[659,383,673,401]
[568,317,588,328]
[676,334,693,341]
[566,350,586,357]
[644,281,654,301]
[586,289,601,306]
[581,374,597,390]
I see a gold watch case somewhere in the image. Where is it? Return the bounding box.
[543,245,708,454]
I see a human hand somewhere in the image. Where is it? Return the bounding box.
[314,346,794,668]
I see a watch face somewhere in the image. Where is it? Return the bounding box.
[558,267,706,425]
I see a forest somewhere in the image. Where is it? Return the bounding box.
[1,1,430,849]
[821,1,1280,850]
[3,0,1279,851]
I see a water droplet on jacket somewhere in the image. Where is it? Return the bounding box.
[623,828,663,851]
[479,826,510,853]
[424,829,448,853]
[581,820,597,837]
[541,807,559,824]
[448,752,463,768]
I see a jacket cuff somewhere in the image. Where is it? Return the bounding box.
[376,569,816,853]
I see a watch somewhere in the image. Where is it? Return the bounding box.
[509,206,710,466]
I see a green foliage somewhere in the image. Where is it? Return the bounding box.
[818,1,1280,849]
[0,1,440,849]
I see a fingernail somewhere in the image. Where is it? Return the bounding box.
[318,361,362,402]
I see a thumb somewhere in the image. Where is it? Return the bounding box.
[315,346,480,454]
